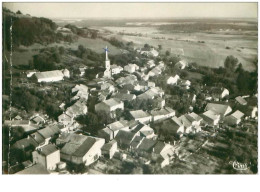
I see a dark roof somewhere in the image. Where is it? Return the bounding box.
[115,130,136,146]
[38,144,59,156]
[13,137,38,149]
[72,137,96,157]
[130,136,143,148]
[15,164,50,174]
[137,138,157,153]
[102,140,117,151]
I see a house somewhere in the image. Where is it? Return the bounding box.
[137,87,164,100]
[59,103,65,110]
[129,136,144,149]
[200,110,220,126]
[178,115,193,134]
[58,113,73,127]
[154,97,166,108]
[114,130,136,149]
[152,141,175,168]
[30,115,45,125]
[130,110,152,124]
[15,163,50,174]
[148,67,162,77]
[211,87,229,101]
[65,100,88,117]
[62,68,70,78]
[224,110,244,126]
[12,125,60,159]
[98,127,114,142]
[71,84,89,101]
[185,112,203,126]
[167,75,180,85]
[4,120,39,134]
[141,48,159,57]
[12,137,39,160]
[79,66,87,77]
[33,70,64,83]
[149,48,159,57]
[107,120,129,138]
[100,82,115,93]
[174,60,188,70]
[95,98,124,115]
[124,63,139,73]
[181,80,191,89]
[205,103,232,117]
[116,75,137,86]
[235,96,247,105]
[131,123,155,139]
[30,125,60,148]
[101,140,117,159]
[59,134,105,166]
[150,107,176,122]
[32,144,60,170]
[137,138,157,153]
[161,117,185,137]
[26,70,38,78]
[110,64,123,75]
[146,60,156,69]
[113,93,136,102]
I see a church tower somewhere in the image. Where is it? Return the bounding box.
[104,46,112,78]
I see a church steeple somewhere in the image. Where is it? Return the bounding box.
[104,46,109,61]
[103,46,111,78]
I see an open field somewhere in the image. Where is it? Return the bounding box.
[100,26,257,72]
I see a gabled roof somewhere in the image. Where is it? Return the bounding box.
[37,125,60,139]
[130,110,150,119]
[202,110,220,121]
[137,138,157,152]
[37,144,59,156]
[235,96,247,105]
[15,164,50,174]
[171,116,183,127]
[107,121,128,132]
[113,93,136,101]
[66,100,87,116]
[31,116,45,124]
[130,136,144,148]
[102,140,117,151]
[150,108,171,116]
[72,84,88,94]
[186,112,203,122]
[178,115,192,128]
[205,103,232,116]
[60,134,101,157]
[34,70,64,79]
[102,98,122,107]
[115,130,136,146]
[231,110,244,120]
[13,137,38,149]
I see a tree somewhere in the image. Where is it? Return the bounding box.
[143,43,151,51]
[165,50,170,56]
[224,55,238,72]
[16,10,22,14]
[158,45,162,50]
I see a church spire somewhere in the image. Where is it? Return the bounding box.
[104,46,109,61]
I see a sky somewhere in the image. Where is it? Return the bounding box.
[3,2,258,19]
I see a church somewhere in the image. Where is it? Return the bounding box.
[103,46,112,78]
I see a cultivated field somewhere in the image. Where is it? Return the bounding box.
[100,25,257,71]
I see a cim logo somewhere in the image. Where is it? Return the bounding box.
[229,161,249,171]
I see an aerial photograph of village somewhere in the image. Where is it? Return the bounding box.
[2,2,258,175]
